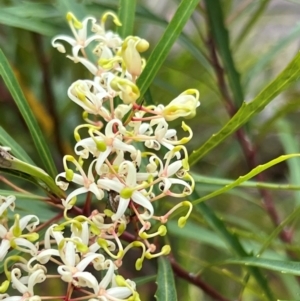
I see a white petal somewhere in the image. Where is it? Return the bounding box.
[166,161,182,177]
[64,186,89,206]
[97,178,123,193]
[11,268,27,294]
[0,195,15,216]
[98,260,114,289]
[76,253,105,272]
[57,265,73,283]
[13,238,39,256]
[106,286,132,299]
[0,239,10,261]
[19,215,39,231]
[73,271,98,293]
[111,197,130,221]
[27,269,46,295]
[132,191,153,219]
[36,249,60,264]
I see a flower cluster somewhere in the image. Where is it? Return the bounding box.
[0,12,199,301]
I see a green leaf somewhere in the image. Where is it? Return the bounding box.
[155,257,177,301]
[0,190,42,199]
[276,119,300,205]
[136,0,199,100]
[0,49,57,178]
[117,0,136,38]
[244,21,300,89]
[0,127,35,165]
[192,173,300,191]
[204,0,244,107]
[257,205,300,257]
[2,3,58,19]
[0,11,57,36]
[195,201,274,300]
[234,0,271,48]
[56,0,88,19]
[189,52,300,166]
[223,257,300,276]
[192,154,300,205]
[168,220,228,250]
[135,275,156,286]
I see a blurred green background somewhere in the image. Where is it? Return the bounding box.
[1,0,300,300]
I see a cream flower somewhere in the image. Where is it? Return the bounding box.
[0,195,15,216]
[2,268,46,301]
[0,215,39,261]
[98,161,153,221]
[52,14,99,58]
[161,89,200,121]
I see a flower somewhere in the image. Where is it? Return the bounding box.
[161,89,200,121]
[0,195,15,217]
[0,268,46,301]
[121,36,149,78]
[97,160,154,221]
[56,157,104,209]
[52,13,99,58]
[0,215,39,261]
[68,79,111,117]
[75,260,137,301]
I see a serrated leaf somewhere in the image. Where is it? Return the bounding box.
[223,258,300,276]
[155,257,177,301]
[136,0,199,100]
[0,49,57,178]
[192,153,300,205]
[189,52,300,166]
[117,0,136,38]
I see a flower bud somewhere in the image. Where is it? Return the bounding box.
[121,37,149,77]
[162,89,200,121]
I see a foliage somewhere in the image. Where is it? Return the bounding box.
[0,1,300,300]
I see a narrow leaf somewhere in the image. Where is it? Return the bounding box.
[0,49,57,178]
[0,11,57,36]
[189,52,300,166]
[195,201,274,300]
[192,154,300,205]
[193,173,300,190]
[204,0,244,107]
[155,257,177,301]
[136,0,199,100]
[0,127,35,165]
[244,21,300,89]
[223,258,300,276]
[276,120,300,205]
[117,0,136,38]
[234,0,271,47]
[0,190,43,200]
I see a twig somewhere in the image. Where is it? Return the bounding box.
[169,255,231,301]
[120,231,230,300]
[206,33,293,244]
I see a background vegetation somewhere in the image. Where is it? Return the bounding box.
[1,0,300,300]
